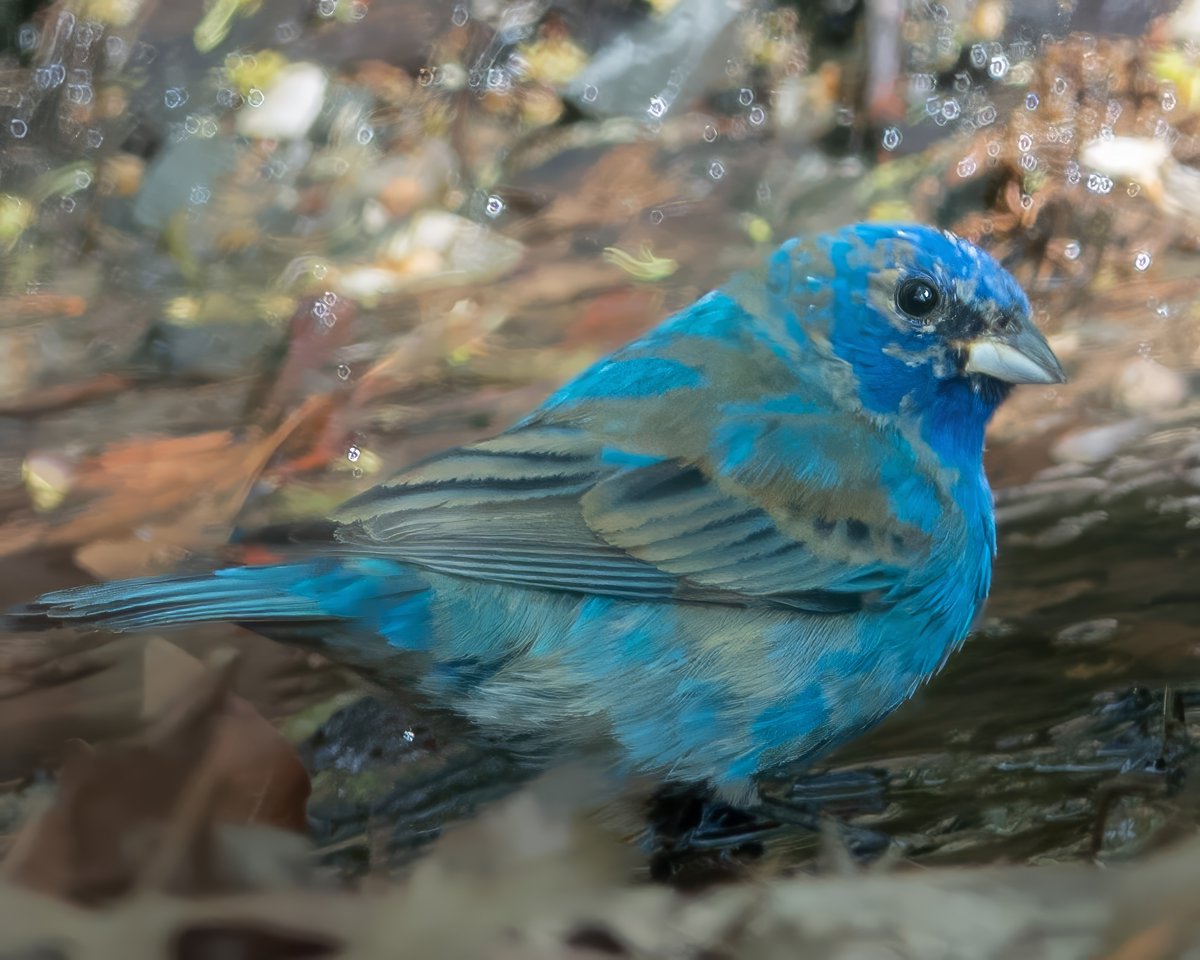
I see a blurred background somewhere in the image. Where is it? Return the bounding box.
[1,0,1200,955]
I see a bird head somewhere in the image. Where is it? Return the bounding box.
[788,223,1065,420]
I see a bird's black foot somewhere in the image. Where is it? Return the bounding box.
[642,768,893,884]
[760,767,892,861]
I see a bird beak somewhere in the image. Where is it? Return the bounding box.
[962,324,1066,385]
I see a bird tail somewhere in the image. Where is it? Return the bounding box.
[5,560,394,634]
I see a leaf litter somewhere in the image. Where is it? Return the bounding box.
[1,0,1200,955]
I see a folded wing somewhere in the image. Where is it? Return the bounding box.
[329,416,937,614]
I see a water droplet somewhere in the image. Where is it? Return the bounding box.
[10,118,28,138]
[337,363,351,380]
[701,123,719,143]
[1156,302,1171,318]
[1162,90,1177,112]
[1064,240,1081,261]
[708,159,726,181]
[970,44,987,68]
[924,96,941,117]
[1133,250,1152,271]
[1025,92,1040,110]
[1086,173,1113,194]
[986,140,1001,158]
[189,184,211,205]
[953,72,971,93]
[35,63,66,89]
[132,41,157,66]
[956,156,977,177]
[649,209,664,225]
[738,87,754,106]
[748,105,766,126]
[417,67,434,86]
[1020,193,1034,209]
[976,104,997,125]
[881,127,902,150]
[1017,133,1033,152]
[276,19,301,42]
[316,0,336,16]
[356,124,374,145]
[1020,153,1037,172]
[104,34,124,57]
[484,194,505,217]
[836,106,854,126]
[1127,182,1141,197]
[86,128,103,148]
[17,24,38,52]
[1065,160,1081,185]
[941,98,961,120]
[164,86,188,109]
[988,54,1009,79]
[347,445,362,463]
[451,4,469,26]
[582,84,598,103]
[647,95,668,119]
[60,196,76,213]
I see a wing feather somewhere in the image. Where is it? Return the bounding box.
[328,417,937,612]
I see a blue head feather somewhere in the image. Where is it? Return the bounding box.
[810,224,1036,467]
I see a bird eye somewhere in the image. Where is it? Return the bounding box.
[895,277,941,320]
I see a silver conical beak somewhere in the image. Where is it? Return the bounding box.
[963,326,1066,385]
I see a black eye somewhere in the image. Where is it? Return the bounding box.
[896,277,941,319]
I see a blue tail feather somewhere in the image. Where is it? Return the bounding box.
[8,559,431,641]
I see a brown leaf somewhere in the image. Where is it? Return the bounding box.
[0,396,328,576]
[2,641,311,903]
[527,144,683,234]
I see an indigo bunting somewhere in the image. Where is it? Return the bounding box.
[11,223,1064,799]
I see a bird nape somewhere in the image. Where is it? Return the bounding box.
[7,222,1065,811]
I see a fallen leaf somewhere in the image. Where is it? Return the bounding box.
[2,641,311,903]
[0,395,328,577]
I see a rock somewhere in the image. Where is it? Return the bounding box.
[236,62,329,141]
[1055,619,1120,647]
[1051,419,1150,465]
[1114,357,1189,413]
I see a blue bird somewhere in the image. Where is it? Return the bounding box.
[10,223,1064,801]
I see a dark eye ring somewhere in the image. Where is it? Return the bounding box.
[896,277,941,320]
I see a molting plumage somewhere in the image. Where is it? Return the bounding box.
[8,223,1065,799]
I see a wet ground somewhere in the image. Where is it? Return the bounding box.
[1,0,1200,952]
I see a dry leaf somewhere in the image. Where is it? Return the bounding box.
[0,396,328,576]
[2,641,311,902]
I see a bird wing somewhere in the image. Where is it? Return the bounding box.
[329,414,942,613]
